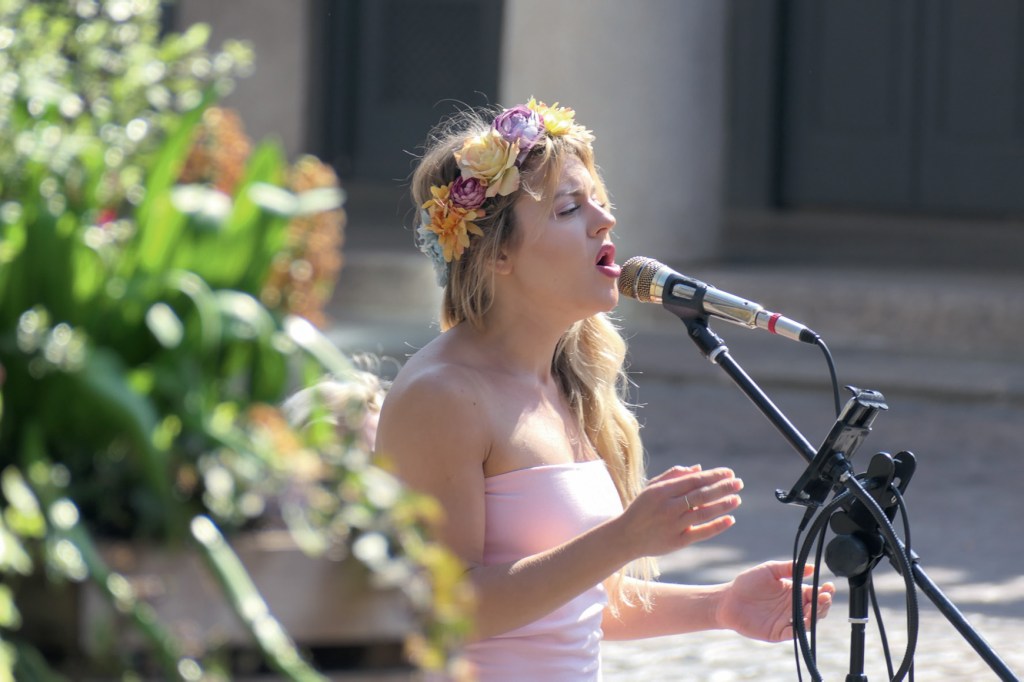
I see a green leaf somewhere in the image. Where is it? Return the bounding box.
[252,336,288,402]
[173,142,289,292]
[191,516,327,682]
[130,88,216,276]
[1,467,45,540]
[8,639,68,682]
[39,212,79,321]
[0,213,26,318]
[295,186,345,217]
[227,143,288,235]
[159,22,212,61]
[0,518,34,576]
[248,183,297,217]
[71,348,178,526]
[42,503,185,679]
[213,290,287,401]
[165,270,221,353]
[1,164,72,324]
[69,236,105,309]
[145,302,183,349]
[170,184,232,227]
[0,584,21,630]
[284,315,353,378]
[0,206,26,265]
[216,290,274,339]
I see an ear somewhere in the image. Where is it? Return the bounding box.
[492,247,514,276]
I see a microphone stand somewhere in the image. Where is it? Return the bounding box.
[667,308,1019,682]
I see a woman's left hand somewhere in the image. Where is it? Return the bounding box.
[716,560,836,643]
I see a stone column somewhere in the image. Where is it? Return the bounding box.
[173,0,312,160]
[500,0,728,266]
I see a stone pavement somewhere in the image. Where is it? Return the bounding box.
[327,251,1024,681]
[600,379,1024,681]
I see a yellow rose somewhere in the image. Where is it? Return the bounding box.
[455,128,521,197]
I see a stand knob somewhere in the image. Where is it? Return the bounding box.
[825,533,873,577]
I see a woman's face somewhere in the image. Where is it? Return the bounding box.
[501,155,619,321]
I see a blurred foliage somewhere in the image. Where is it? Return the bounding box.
[0,1,471,679]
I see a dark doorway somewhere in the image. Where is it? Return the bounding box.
[729,0,1024,218]
[313,0,504,249]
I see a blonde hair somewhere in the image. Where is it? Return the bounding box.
[411,107,657,607]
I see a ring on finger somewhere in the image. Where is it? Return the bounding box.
[684,494,694,511]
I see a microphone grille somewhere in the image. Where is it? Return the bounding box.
[618,256,660,302]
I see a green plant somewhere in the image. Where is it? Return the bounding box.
[0,1,470,679]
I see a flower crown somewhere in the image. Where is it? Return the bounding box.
[416,98,594,286]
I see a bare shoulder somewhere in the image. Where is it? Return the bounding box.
[385,345,487,409]
[374,338,496,564]
[380,346,491,433]
[375,339,493,471]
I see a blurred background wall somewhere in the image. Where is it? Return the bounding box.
[169,0,1024,275]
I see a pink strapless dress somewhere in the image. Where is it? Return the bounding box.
[462,460,624,681]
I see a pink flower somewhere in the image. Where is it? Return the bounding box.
[97,208,117,226]
[449,176,486,209]
[493,105,544,163]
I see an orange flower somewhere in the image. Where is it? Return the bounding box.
[422,183,484,262]
[179,107,252,194]
[261,155,346,328]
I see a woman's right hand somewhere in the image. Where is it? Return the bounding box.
[616,465,743,560]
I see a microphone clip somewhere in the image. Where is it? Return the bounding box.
[662,274,711,324]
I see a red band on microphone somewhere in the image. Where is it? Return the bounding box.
[768,313,781,335]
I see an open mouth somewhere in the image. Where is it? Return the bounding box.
[595,244,621,279]
[596,244,616,267]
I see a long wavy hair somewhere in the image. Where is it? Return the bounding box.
[410,106,656,607]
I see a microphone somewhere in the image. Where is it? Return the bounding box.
[618,256,820,344]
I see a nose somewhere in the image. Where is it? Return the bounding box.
[588,199,616,237]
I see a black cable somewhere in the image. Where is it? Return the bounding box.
[792,531,806,682]
[868,485,919,682]
[870,574,896,680]
[841,475,920,681]
[814,336,841,417]
[893,486,912,555]
[811,515,828,658]
[791,474,921,681]
[793,491,851,681]
[893,486,916,682]
[792,503,819,682]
